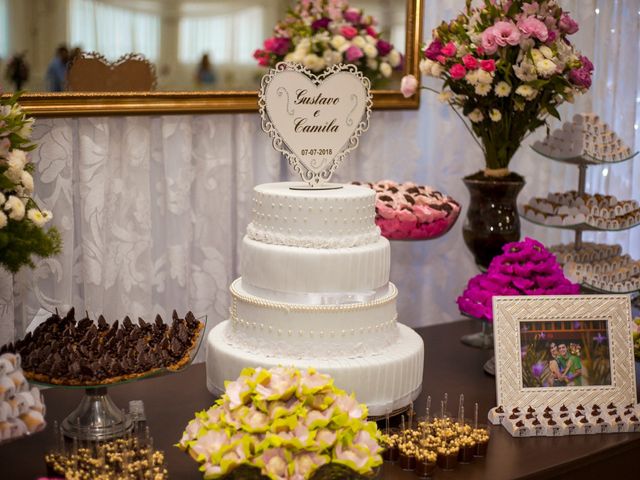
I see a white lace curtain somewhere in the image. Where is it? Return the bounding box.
[1,1,638,350]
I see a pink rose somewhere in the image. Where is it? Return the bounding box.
[400,75,418,98]
[366,26,378,38]
[264,37,291,56]
[449,63,466,80]
[341,25,358,40]
[462,54,479,69]
[253,49,270,66]
[517,16,548,41]
[476,46,485,56]
[436,55,447,64]
[345,45,364,62]
[545,30,557,44]
[481,27,499,55]
[492,21,522,46]
[559,13,579,34]
[441,41,457,57]
[479,59,496,72]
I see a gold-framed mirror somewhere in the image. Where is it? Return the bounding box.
[2,0,423,117]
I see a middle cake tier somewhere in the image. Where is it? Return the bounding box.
[241,235,390,301]
[226,278,399,359]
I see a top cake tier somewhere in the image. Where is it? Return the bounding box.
[247,182,380,248]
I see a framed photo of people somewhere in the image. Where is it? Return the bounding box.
[493,295,637,411]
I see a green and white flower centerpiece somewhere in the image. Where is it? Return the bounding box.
[178,366,383,480]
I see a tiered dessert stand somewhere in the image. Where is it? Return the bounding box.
[523,145,639,298]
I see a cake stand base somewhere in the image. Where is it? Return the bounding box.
[483,356,496,376]
[61,387,133,441]
[460,322,493,349]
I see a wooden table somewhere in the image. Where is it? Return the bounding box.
[2,320,639,479]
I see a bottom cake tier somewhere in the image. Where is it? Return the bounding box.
[206,322,424,417]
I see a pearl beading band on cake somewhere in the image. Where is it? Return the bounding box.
[230,278,397,312]
[246,223,381,249]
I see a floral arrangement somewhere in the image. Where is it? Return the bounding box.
[254,0,403,85]
[457,237,579,321]
[0,93,61,273]
[401,0,593,175]
[178,366,382,480]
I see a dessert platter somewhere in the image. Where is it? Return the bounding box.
[524,114,640,297]
[0,351,46,444]
[2,309,205,440]
[489,403,640,437]
[353,181,461,240]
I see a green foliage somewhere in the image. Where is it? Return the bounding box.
[0,219,61,273]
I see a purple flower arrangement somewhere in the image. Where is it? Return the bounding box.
[457,237,580,322]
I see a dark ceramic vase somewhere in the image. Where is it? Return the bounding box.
[462,173,525,269]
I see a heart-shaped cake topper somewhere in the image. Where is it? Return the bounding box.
[259,62,372,187]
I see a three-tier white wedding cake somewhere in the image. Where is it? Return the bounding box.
[206,182,423,416]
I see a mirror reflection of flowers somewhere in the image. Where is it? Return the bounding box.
[401,0,592,177]
[0,93,61,273]
[254,0,403,86]
[457,237,579,322]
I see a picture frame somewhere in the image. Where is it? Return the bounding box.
[493,295,637,411]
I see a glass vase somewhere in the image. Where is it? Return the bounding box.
[462,172,525,269]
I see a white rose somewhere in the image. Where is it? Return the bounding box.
[330,35,347,51]
[379,62,392,78]
[323,50,342,66]
[0,193,5,205]
[419,58,433,76]
[536,59,557,77]
[367,58,378,70]
[365,35,377,44]
[0,210,6,229]
[303,53,325,72]
[489,109,503,122]
[5,166,22,183]
[7,149,27,170]
[465,70,480,86]
[388,50,401,68]
[531,49,543,63]
[286,51,305,63]
[352,36,366,49]
[476,70,494,85]
[363,43,378,59]
[431,62,444,77]
[21,170,34,193]
[4,195,25,220]
[539,45,554,59]
[495,81,512,97]
[297,38,311,53]
[468,108,484,123]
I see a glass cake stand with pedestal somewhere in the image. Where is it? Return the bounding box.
[27,316,207,442]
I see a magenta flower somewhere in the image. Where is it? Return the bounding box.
[569,68,592,88]
[559,13,579,34]
[345,46,364,62]
[449,63,466,80]
[441,41,457,57]
[376,39,393,57]
[492,21,522,47]
[462,54,479,69]
[253,49,270,66]
[263,37,291,56]
[311,17,331,31]
[517,16,548,41]
[343,8,362,24]
[580,55,594,72]
[341,25,358,40]
[424,40,443,60]
[366,26,378,38]
[545,30,557,44]
[480,59,496,72]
